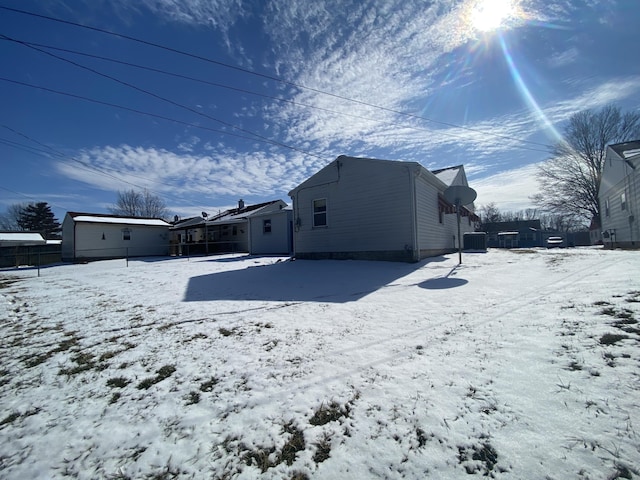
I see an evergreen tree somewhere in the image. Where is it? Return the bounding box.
[17,202,62,239]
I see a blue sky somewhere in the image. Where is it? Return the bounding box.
[1,0,639,222]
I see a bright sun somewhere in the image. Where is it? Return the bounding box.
[470,0,516,32]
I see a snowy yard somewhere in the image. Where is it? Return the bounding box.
[1,248,639,479]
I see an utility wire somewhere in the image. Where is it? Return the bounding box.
[1,34,324,160]
[0,77,319,155]
[1,125,218,211]
[0,36,552,155]
[0,5,554,151]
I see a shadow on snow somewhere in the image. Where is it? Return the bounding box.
[183,256,467,303]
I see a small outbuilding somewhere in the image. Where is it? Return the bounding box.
[62,212,170,262]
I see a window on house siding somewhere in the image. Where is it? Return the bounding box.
[313,199,327,227]
[263,219,272,233]
[621,192,626,211]
[122,228,131,241]
[232,226,238,235]
[605,198,610,217]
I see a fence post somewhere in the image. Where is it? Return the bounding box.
[37,246,41,277]
[126,247,129,267]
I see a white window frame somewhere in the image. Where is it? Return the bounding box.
[312,198,328,227]
[621,192,627,211]
[263,219,272,234]
[122,228,131,241]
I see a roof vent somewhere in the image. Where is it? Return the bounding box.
[238,199,245,210]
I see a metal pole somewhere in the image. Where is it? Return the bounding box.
[38,246,41,277]
[126,247,129,267]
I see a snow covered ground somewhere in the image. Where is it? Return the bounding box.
[1,247,639,479]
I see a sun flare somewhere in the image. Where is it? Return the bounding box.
[471,0,516,32]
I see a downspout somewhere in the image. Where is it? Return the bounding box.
[73,220,76,262]
[408,166,420,262]
[626,161,637,246]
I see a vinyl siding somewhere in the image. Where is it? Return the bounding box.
[291,158,415,259]
[248,209,292,254]
[415,175,457,254]
[70,222,169,259]
[601,169,639,247]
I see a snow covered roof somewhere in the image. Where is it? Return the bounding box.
[431,165,463,186]
[68,212,170,227]
[206,200,286,225]
[170,216,205,230]
[0,231,46,246]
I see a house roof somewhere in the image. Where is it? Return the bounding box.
[170,216,205,230]
[289,156,468,196]
[0,231,46,246]
[206,200,286,225]
[481,220,541,233]
[432,165,463,186]
[609,140,640,160]
[67,212,170,227]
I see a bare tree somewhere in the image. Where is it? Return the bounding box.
[477,203,502,224]
[532,104,640,226]
[0,203,28,230]
[110,189,169,219]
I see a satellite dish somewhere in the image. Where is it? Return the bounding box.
[202,212,208,218]
[443,185,477,206]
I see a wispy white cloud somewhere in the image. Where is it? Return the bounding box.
[547,47,579,68]
[472,162,541,211]
[55,144,310,211]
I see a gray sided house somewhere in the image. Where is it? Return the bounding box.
[599,140,640,248]
[288,155,478,262]
[62,212,170,261]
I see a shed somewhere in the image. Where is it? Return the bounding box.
[62,212,170,261]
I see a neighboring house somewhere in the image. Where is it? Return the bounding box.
[480,220,543,248]
[169,216,207,256]
[480,220,577,248]
[0,231,61,267]
[287,155,478,262]
[62,212,171,261]
[599,140,640,248]
[0,231,46,247]
[169,200,292,256]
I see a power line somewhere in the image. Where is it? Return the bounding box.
[1,125,219,212]
[0,36,552,155]
[0,5,554,151]
[1,34,324,160]
[0,76,322,156]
